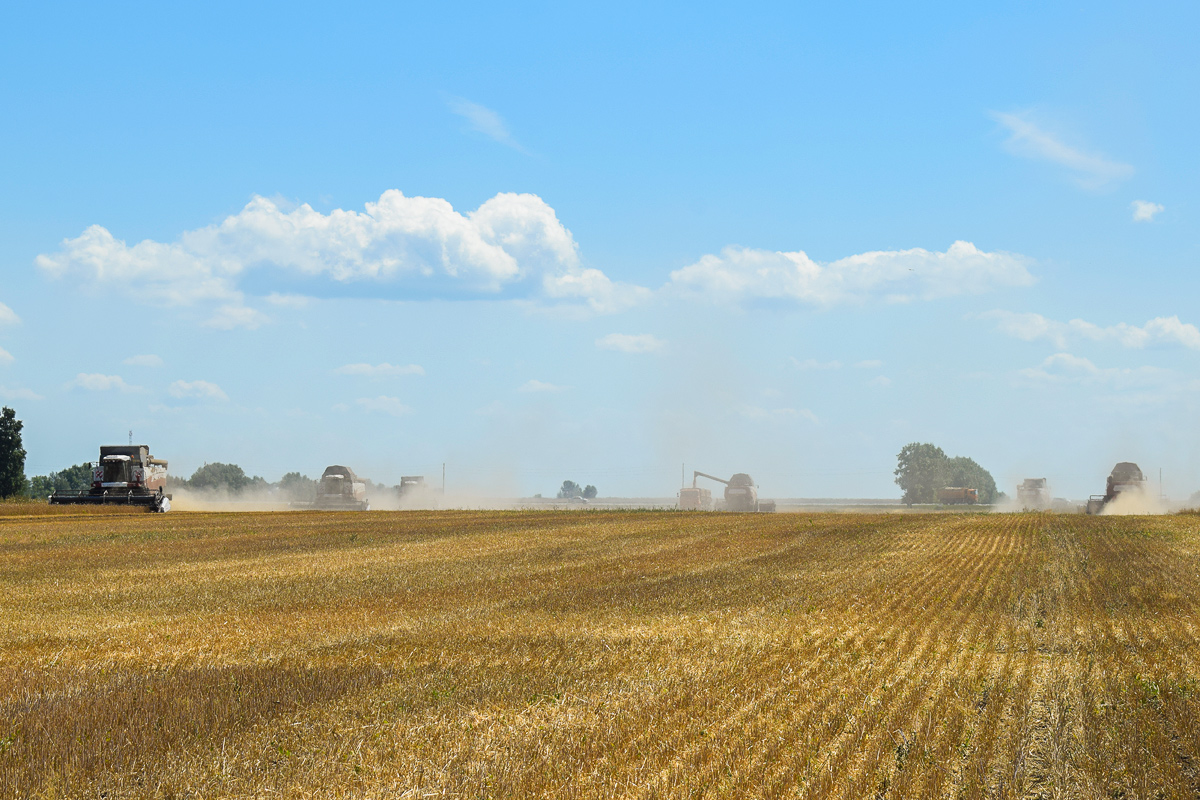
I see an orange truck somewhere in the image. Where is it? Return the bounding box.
[937,487,978,505]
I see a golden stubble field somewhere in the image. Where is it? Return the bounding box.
[2,507,1200,799]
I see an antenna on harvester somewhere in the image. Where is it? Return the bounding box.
[128,430,133,445]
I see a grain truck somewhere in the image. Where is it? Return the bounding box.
[937,487,978,505]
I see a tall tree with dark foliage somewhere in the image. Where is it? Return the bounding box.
[0,406,28,498]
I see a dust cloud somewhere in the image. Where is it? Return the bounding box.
[1101,488,1169,516]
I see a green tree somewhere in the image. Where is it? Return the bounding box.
[894,443,1000,505]
[583,484,598,499]
[279,472,317,502]
[188,462,251,493]
[0,407,27,499]
[894,442,947,506]
[28,462,93,498]
[557,480,582,499]
[944,456,999,504]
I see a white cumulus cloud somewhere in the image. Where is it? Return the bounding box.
[985,311,1200,351]
[0,348,12,365]
[335,363,425,377]
[0,302,18,326]
[37,191,639,317]
[1131,200,1164,222]
[519,379,568,393]
[123,354,163,367]
[595,333,666,354]
[71,373,140,392]
[355,396,412,417]
[991,111,1134,189]
[669,241,1033,306]
[168,380,228,401]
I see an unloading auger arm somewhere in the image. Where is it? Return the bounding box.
[693,471,730,488]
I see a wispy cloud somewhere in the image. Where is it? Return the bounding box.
[1019,353,1169,389]
[0,385,42,401]
[0,347,12,366]
[265,292,313,309]
[991,111,1134,189]
[355,396,412,417]
[595,333,666,354]
[1131,200,1164,222]
[792,357,841,370]
[168,379,228,401]
[335,362,425,377]
[741,405,818,423]
[123,354,163,367]
[855,359,883,369]
[985,311,1200,351]
[519,379,568,393]
[0,302,18,326]
[447,98,525,151]
[670,241,1033,307]
[70,373,140,392]
[204,305,269,330]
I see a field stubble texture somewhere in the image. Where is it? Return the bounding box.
[2,508,1200,798]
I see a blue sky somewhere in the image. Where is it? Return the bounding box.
[2,1,1198,499]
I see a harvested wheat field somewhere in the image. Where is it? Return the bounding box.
[3,508,1200,798]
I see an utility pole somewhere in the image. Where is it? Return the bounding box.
[682,463,685,489]
[442,462,446,494]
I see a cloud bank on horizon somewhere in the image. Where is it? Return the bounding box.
[986,311,1200,351]
[36,191,1039,325]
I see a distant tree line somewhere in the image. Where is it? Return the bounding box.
[894,442,999,505]
[557,480,598,499]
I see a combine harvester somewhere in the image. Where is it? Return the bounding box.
[293,465,371,511]
[1017,478,1051,510]
[49,445,171,512]
[688,471,775,512]
[1086,462,1146,514]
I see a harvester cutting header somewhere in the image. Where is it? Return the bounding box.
[49,445,171,512]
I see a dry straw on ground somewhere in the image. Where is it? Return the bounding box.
[2,507,1199,798]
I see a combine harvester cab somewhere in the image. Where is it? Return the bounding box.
[49,445,171,512]
[314,465,370,511]
[1086,462,1146,514]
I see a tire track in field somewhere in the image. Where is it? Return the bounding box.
[871,515,1029,800]
[742,517,1021,797]
[616,519,974,797]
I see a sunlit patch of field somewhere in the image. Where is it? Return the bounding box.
[3,510,1200,798]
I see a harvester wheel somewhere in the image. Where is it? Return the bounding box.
[361,500,370,512]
